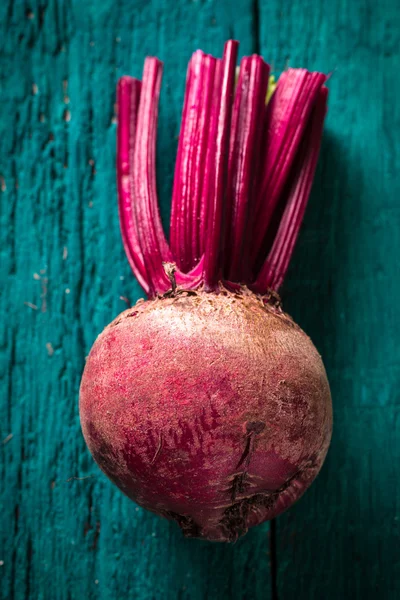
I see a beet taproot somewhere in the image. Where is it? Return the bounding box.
[80,290,331,541]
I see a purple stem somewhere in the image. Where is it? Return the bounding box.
[170,58,193,269]
[251,70,327,270]
[253,86,328,292]
[224,55,270,282]
[117,40,329,299]
[170,52,216,272]
[133,58,172,296]
[116,77,150,294]
[117,67,208,297]
[203,40,238,290]
[191,54,216,265]
[199,57,221,258]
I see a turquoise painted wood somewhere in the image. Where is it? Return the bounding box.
[0,1,399,599]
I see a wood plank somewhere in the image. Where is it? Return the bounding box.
[258,0,400,597]
[0,1,273,599]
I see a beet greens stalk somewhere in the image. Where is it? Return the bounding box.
[80,40,332,543]
[117,40,327,298]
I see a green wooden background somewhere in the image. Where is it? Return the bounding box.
[1,0,399,598]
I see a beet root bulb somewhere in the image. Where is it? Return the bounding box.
[80,290,332,542]
[80,40,332,541]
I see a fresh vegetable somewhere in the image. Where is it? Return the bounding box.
[80,40,332,542]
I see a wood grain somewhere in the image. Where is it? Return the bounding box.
[1,0,399,599]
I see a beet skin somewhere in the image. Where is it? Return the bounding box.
[80,289,332,542]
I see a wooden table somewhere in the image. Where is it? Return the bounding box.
[1,1,399,598]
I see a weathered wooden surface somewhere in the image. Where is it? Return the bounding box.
[1,0,399,598]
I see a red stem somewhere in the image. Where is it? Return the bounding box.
[116,77,150,294]
[133,58,172,296]
[253,87,328,292]
[225,55,270,282]
[170,58,192,269]
[251,70,327,270]
[203,40,238,290]
[117,40,328,299]
[192,55,216,264]
[170,52,216,272]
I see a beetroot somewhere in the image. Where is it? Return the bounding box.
[79,40,332,542]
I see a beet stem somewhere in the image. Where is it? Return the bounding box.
[116,77,150,293]
[224,55,270,282]
[170,52,216,272]
[193,55,217,264]
[170,59,192,268]
[251,70,327,270]
[133,58,172,296]
[116,40,329,298]
[253,87,328,291]
[203,40,238,290]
